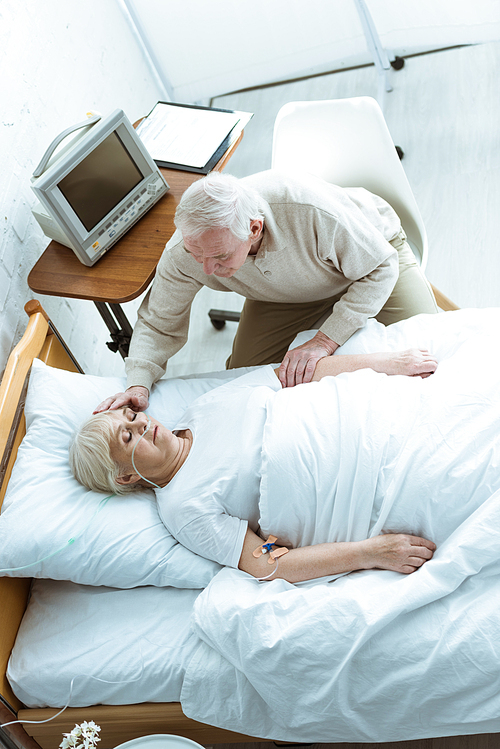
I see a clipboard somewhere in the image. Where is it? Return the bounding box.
[135,101,253,174]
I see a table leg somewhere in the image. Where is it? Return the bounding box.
[94,302,133,359]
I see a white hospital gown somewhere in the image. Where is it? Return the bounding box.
[155,366,280,567]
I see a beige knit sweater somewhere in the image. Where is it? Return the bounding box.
[126,170,400,390]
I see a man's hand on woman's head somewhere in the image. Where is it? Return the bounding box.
[93,385,150,414]
[279,331,339,388]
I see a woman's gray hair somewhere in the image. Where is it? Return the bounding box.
[69,412,139,496]
[174,172,265,241]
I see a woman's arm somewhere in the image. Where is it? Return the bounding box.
[239,528,436,583]
[312,349,438,380]
[275,348,437,383]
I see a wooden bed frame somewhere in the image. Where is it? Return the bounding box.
[0,301,260,749]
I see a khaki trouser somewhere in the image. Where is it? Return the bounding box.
[226,231,438,369]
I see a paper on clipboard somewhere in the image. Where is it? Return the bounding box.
[136,103,245,169]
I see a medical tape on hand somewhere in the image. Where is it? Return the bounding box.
[254,535,289,581]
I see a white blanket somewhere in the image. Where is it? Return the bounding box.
[260,315,500,553]
[180,309,500,742]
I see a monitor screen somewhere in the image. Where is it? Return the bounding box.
[58,132,143,231]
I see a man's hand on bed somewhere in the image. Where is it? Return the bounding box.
[362,533,436,574]
[279,331,339,387]
[93,386,150,414]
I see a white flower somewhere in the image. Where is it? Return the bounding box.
[60,722,101,749]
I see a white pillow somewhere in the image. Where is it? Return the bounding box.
[0,359,249,588]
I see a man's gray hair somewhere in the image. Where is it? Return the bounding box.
[69,412,141,496]
[174,172,265,241]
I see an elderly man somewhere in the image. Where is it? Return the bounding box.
[96,169,437,413]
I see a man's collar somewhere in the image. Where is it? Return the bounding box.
[251,202,287,260]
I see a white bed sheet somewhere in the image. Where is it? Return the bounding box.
[8,580,201,708]
[183,509,500,742]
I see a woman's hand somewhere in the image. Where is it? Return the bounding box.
[93,385,149,414]
[279,331,339,387]
[360,533,436,574]
[376,349,438,378]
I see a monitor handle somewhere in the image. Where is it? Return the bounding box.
[33,112,102,178]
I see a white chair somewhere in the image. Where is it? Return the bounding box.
[271,96,457,310]
[209,97,456,329]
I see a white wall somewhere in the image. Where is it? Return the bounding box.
[125,0,500,102]
[0,0,162,377]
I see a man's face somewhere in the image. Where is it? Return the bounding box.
[183,221,263,278]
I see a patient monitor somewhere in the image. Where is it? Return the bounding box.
[31,109,169,266]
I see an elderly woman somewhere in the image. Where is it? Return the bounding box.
[71,312,500,587]
[71,348,441,584]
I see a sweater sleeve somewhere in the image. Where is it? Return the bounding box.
[319,253,399,345]
[125,237,203,390]
[314,202,400,345]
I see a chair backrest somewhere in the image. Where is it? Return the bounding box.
[271,96,428,269]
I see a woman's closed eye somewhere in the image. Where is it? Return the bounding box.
[125,410,137,443]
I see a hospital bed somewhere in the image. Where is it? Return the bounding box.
[2,301,500,749]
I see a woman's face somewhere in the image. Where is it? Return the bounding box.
[109,407,178,487]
